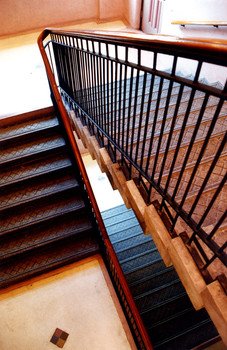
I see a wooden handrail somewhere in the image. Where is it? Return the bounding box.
[39,28,227,65]
[172,20,227,28]
[38,29,153,350]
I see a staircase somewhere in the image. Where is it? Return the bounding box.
[0,107,100,289]
[102,204,219,349]
[68,73,226,245]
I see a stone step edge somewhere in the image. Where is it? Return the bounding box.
[70,110,227,345]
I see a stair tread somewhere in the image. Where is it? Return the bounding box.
[0,213,93,261]
[0,134,66,166]
[155,319,218,350]
[140,290,189,315]
[0,170,78,211]
[101,204,129,219]
[122,250,161,274]
[0,152,72,189]
[113,233,152,254]
[0,114,59,143]
[0,234,99,289]
[117,239,156,262]
[135,279,185,312]
[0,194,85,235]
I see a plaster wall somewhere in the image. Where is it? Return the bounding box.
[0,0,126,37]
[124,0,142,29]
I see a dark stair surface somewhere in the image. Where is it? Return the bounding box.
[0,108,100,289]
[101,204,219,349]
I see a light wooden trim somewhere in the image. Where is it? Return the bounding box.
[172,20,227,27]
[201,281,227,346]
[144,205,172,267]
[168,237,206,310]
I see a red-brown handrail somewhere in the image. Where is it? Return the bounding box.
[39,27,227,65]
[38,29,153,350]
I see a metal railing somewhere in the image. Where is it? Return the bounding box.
[39,29,227,284]
[38,29,153,350]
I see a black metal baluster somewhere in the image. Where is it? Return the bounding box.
[139,73,155,177]
[129,69,140,168]
[126,67,134,157]
[135,72,147,164]
[178,99,224,210]
[206,211,227,241]
[145,77,164,176]
[117,63,123,148]
[105,44,110,139]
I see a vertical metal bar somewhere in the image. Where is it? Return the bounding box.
[121,62,128,162]
[129,69,140,167]
[207,211,227,240]
[195,171,227,228]
[117,63,123,148]
[178,99,224,209]
[144,76,164,176]
[139,73,156,174]
[151,79,174,181]
[135,72,147,163]
[158,84,184,188]
[126,67,134,156]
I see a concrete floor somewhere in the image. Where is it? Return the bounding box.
[0,256,136,350]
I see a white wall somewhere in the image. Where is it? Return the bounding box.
[142,0,227,85]
[143,0,227,39]
[160,0,227,40]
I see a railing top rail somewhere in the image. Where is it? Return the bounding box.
[39,28,227,49]
[39,28,227,66]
